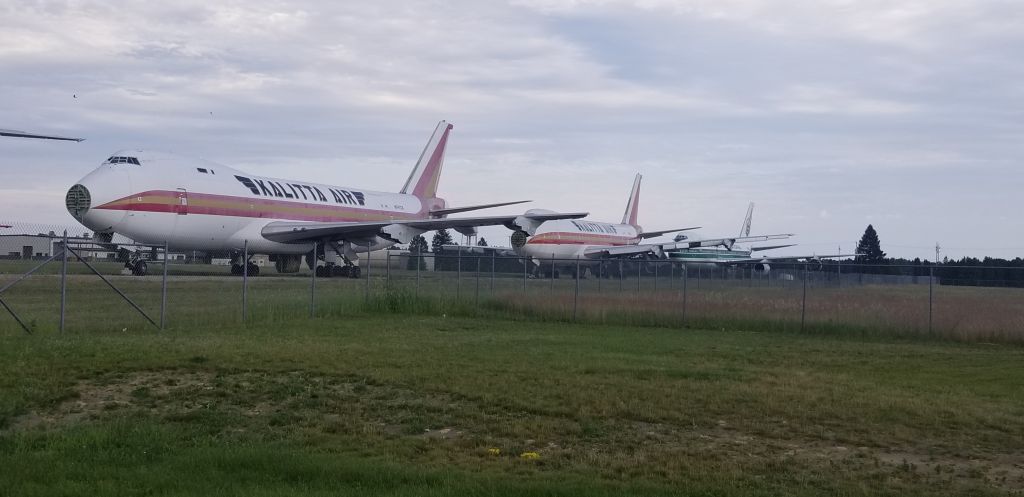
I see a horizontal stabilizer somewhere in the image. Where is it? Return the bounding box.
[640,226,701,239]
[430,200,530,217]
[0,129,84,142]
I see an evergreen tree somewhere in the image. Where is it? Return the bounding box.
[431,229,454,254]
[431,229,455,270]
[407,234,428,270]
[854,224,886,264]
[477,237,488,247]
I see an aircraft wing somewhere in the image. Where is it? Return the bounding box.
[441,244,518,256]
[663,234,794,251]
[639,226,701,239]
[579,234,795,259]
[701,254,859,265]
[261,212,589,245]
[0,129,84,142]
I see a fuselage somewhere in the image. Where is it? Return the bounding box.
[67,150,445,254]
[515,218,641,260]
[666,247,754,269]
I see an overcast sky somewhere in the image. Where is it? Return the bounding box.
[2,0,1022,260]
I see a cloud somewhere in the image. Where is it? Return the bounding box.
[1,0,1021,259]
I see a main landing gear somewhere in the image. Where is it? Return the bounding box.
[124,251,148,276]
[230,262,260,276]
[315,261,361,278]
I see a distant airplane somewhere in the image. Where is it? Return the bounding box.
[0,129,84,142]
[65,121,585,276]
[666,202,855,272]
[512,174,791,277]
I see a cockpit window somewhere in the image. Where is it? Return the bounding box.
[197,168,208,173]
[107,156,140,165]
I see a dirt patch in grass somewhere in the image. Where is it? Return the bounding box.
[5,368,1022,494]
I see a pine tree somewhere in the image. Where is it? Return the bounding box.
[431,229,454,254]
[407,234,428,270]
[431,229,456,271]
[477,237,488,247]
[854,224,886,264]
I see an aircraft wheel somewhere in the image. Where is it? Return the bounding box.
[331,265,350,278]
[349,266,361,279]
[315,266,329,278]
[246,263,260,276]
[132,260,148,276]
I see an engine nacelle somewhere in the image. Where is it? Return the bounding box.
[806,259,823,271]
[510,229,529,248]
[753,262,771,273]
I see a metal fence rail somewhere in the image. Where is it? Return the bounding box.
[1,231,1022,341]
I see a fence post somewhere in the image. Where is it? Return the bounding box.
[310,242,317,318]
[242,240,248,324]
[364,248,370,302]
[550,254,555,294]
[415,250,421,298]
[161,240,168,330]
[457,250,462,301]
[800,264,807,332]
[60,231,68,333]
[928,265,934,334]
[669,261,674,289]
[654,260,659,291]
[475,256,481,308]
[523,255,527,293]
[573,257,580,321]
[636,260,641,299]
[619,260,623,292]
[386,251,391,291]
[598,262,602,293]
[697,265,701,289]
[490,251,495,294]
[681,265,687,326]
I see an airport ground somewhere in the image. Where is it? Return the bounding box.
[1,285,1023,496]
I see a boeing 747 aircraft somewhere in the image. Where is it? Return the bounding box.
[65,121,585,277]
[513,174,791,277]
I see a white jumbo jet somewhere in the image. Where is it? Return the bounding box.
[65,121,586,277]
[512,174,792,277]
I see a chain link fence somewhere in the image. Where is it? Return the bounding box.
[2,222,1022,341]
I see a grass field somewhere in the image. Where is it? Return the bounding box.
[2,311,1023,496]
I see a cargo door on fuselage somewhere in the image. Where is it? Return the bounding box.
[174,188,188,215]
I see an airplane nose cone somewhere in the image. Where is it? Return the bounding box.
[65,184,91,221]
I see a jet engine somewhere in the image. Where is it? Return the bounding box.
[510,229,529,248]
[753,261,771,273]
[806,258,823,271]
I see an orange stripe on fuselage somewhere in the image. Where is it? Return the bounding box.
[95,190,423,222]
[527,232,638,246]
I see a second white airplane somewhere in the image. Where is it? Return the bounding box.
[513,174,791,277]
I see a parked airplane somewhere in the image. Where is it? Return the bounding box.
[666,202,854,272]
[1,129,84,141]
[65,121,586,277]
[512,174,791,277]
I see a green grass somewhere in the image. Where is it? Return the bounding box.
[1,313,1023,496]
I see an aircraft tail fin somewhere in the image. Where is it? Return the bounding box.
[621,173,642,226]
[739,202,754,237]
[401,121,453,199]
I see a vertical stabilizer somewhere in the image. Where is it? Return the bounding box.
[621,173,642,226]
[739,202,754,237]
[401,121,453,199]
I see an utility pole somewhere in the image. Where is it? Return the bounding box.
[935,243,941,264]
